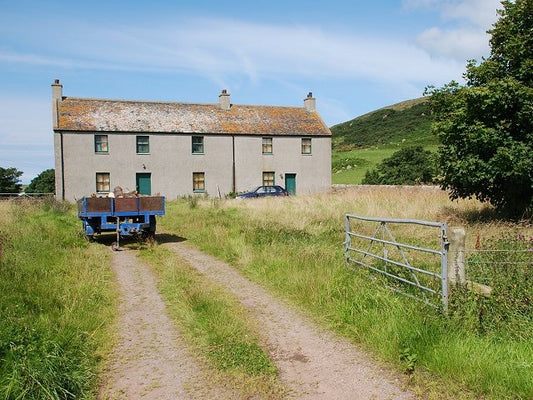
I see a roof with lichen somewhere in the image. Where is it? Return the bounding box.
[55,97,331,136]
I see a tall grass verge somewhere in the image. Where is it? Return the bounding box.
[137,245,286,399]
[0,200,116,399]
[159,188,532,400]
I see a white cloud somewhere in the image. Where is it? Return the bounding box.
[440,0,501,27]
[405,0,501,61]
[416,26,491,60]
[404,0,500,26]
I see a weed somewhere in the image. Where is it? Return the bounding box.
[399,347,418,375]
[187,195,199,208]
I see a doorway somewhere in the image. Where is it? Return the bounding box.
[136,173,151,195]
[285,173,296,195]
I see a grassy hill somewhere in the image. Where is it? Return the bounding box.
[330,97,439,184]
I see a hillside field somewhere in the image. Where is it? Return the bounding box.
[330,98,439,184]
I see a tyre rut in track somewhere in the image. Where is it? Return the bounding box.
[98,249,234,400]
[164,241,414,400]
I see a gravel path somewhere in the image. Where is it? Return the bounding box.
[98,249,233,400]
[165,241,414,400]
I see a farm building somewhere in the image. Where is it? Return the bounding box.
[52,80,331,201]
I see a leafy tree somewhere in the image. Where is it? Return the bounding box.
[427,0,533,217]
[362,146,436,185]
[26,169,55,194]
[0,167,23,193]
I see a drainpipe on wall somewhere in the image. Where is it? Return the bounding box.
[60,132,65,201]
[232,135,236,194]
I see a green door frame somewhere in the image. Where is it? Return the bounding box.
[136,173,151,195]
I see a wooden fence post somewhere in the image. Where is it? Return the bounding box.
[448,227,466,285]
[448,227,492,297]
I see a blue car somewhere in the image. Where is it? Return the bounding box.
[236,185,290,199]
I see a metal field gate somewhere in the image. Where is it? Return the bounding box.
[345,214,449,309]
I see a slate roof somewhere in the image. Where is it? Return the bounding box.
[55,97,331,136]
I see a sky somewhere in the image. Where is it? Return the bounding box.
[1,0,502,183]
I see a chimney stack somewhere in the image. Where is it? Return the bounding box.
[303,92,315,111]
[219,89,231,110]
[51,79,63,129]
[52,79,63,101]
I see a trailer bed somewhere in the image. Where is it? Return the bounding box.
[77,196,165,239]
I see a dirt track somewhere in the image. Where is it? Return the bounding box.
[98,249,234,400]
[99,242,414,399]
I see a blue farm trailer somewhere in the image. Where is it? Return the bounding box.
[77,196,165,248]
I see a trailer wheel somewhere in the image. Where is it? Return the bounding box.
[149,215,157,234]
[141,216,157,241]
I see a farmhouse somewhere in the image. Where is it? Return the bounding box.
[52,80,331,201]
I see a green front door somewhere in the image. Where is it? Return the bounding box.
[136,173,151,195]
[285,173,296,195]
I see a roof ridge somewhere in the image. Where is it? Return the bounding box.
[63,96,213,106]
[63,96,305,110]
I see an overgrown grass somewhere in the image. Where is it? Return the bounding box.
[0,199,116,400]
[137,245,285,399]
[158,188,533,400]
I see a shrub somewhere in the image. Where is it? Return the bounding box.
[362,146,437,185]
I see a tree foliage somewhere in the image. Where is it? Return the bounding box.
[362,146,436,185]
[427,0,533,217]
[0,167,23,193]
[25,169,55,194]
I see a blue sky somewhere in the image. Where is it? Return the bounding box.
[1,0,501,183]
